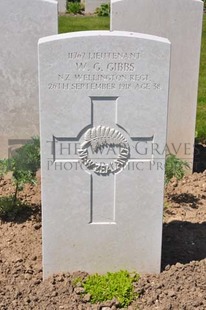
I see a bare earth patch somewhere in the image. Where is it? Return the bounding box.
[0,172,206,309]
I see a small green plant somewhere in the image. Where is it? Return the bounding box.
[67,1,84,14]
[164,200,171,210]
[72,276,82,286]
[82,270,139,307]
[0,137,40,220]
[9,136,40,205]
[0,159,9,178]
[165,154,190,185]
[95,3,110,17]
[0,196,30,221]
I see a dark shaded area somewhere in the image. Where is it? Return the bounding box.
[168,193,201,208]
[193,143,206,172]
[0,196,41,223]
[161,220,206,270]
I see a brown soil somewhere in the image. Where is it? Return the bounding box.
[0,172,206,309]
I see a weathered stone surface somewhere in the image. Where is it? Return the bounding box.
[0,0,58,158]
[85,0,110,13]
[111,0,204,169]
[58,0,67,13]
[39,31,170,278]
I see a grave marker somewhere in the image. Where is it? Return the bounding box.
[111,0,204,170]
[0,0,58,158]
[85,0,110,13]
[39,31,170,278]
[58,0,67,13]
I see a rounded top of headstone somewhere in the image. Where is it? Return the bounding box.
[38,30,171,46]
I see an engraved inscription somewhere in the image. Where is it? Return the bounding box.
[78,126,130,175]
[68,52,141,60]
[47,50,162,92]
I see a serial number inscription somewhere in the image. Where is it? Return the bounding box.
[68,52,141,60]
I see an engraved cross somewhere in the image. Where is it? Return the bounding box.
[52,96,153,224]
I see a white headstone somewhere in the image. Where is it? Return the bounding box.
[85,0,110,13]
[39,31,170,278]
[111,0,203,170]
[0,0,58,158]
[58,0,67,13]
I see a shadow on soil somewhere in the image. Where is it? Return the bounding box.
[169,193,201,207]
[161,220,206,270]
[0,196,41,223]
[193,143,206,172]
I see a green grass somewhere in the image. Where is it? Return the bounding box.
[58,15,110,33]
[197,15,206,142]
[58,15,206,142]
